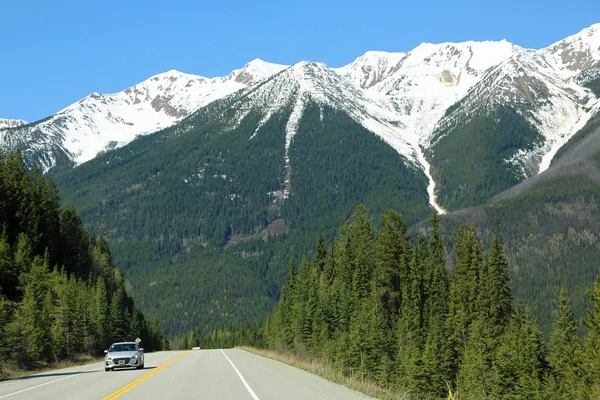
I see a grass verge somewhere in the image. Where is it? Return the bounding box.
[238,346,414,400]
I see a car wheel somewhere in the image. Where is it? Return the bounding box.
[105,367,111,372]
[137,362,144,369]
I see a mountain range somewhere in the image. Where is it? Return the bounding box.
[1,23,599,335]
[2,23,599,211]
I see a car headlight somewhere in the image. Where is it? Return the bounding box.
[132,354,139,359]
[106,356,112,361]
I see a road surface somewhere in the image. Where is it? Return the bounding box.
[0,349,376,399]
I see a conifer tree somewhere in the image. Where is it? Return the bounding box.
[291,258,311,348]
[374,209,408,328]
[59,207,90,276]
[582,273,600,398]
[276,257,297,349]
[397,238,427,391]
[110,287,127,342]
[547,287,584,400]
[447,224,483,377]
[421,213,452,396]
[93,277,110,351]
[347,206,375,303]
[456,316,495,400]
[0,229,13,295]
[14,233,33,286]
[491,305,546,400]
[479,235,512,336]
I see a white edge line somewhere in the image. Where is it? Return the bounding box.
[220,349,260,400]
[0,367,102,399]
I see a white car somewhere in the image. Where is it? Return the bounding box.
[104,342,145,371]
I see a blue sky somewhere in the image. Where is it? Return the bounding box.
[1,0,598,122]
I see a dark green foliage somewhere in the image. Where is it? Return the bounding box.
[581,274,600,398]
[263,206,600,398]
[546,288,585,399]
[489,305,546,400]
[51,102,431,335]
[0,151,164,372]
[430,106,544,210]
[439,170,600,337]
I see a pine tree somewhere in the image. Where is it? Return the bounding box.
[374,209,408,328]
[290,258,311,349]
[93,278,110,352]
[447,224,483,378]
[59,207,90,276]
[397,238,427,391]
[0,229,14,297]
[479,235,512,336]
[456,316,495,400]
[347,206,375,303]
[547,287,584,400]
[14,233,33,287]
[275,257,297,349]
[421,213,452,396]
[110,288,127,342]
[491,305,546,400]
[582,273,600,398]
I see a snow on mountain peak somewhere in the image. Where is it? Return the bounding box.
[335,51,407,89]
[2,61,287,170]
[0,118,28,129]
[228,58,288,85]
[2,23,598,213]
[543,23,600,77]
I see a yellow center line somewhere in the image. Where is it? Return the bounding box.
[102,351,192,400]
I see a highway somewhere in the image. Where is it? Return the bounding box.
[0,349,376,399]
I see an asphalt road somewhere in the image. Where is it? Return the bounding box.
[0,349,376,399]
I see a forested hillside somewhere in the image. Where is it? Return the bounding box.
[435,112,600,335]
[429,105,544,211]
[52,102,431,335]
[263,206,600,399]
[0,152,164,377]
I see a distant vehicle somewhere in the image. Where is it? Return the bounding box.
[192,346,201,350]
[104,342,145,371]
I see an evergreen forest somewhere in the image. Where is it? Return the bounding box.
[0,151,165,377]
[259,206,600,399]
[430,105,544,211]
[51,102,431,335]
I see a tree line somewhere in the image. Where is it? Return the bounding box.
[263,205,600,399]
[0,151,165,373]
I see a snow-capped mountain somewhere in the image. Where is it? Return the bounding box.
[0,118,27,129]
[1,23,599,212]
[0,59,287,171]
[433,26,600,178]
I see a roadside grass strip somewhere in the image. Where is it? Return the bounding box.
[102,351,192,400]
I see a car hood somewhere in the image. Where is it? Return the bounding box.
[106,351,139,358]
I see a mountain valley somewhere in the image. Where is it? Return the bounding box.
[1,23,599,336]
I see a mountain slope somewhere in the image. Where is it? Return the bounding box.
[3,24,600,212]
[0,59,287,172]
[52,82,431,333]
[436,109,600,334]
[427,25,600,210]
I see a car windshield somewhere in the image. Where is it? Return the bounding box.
[110,344,137,352]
